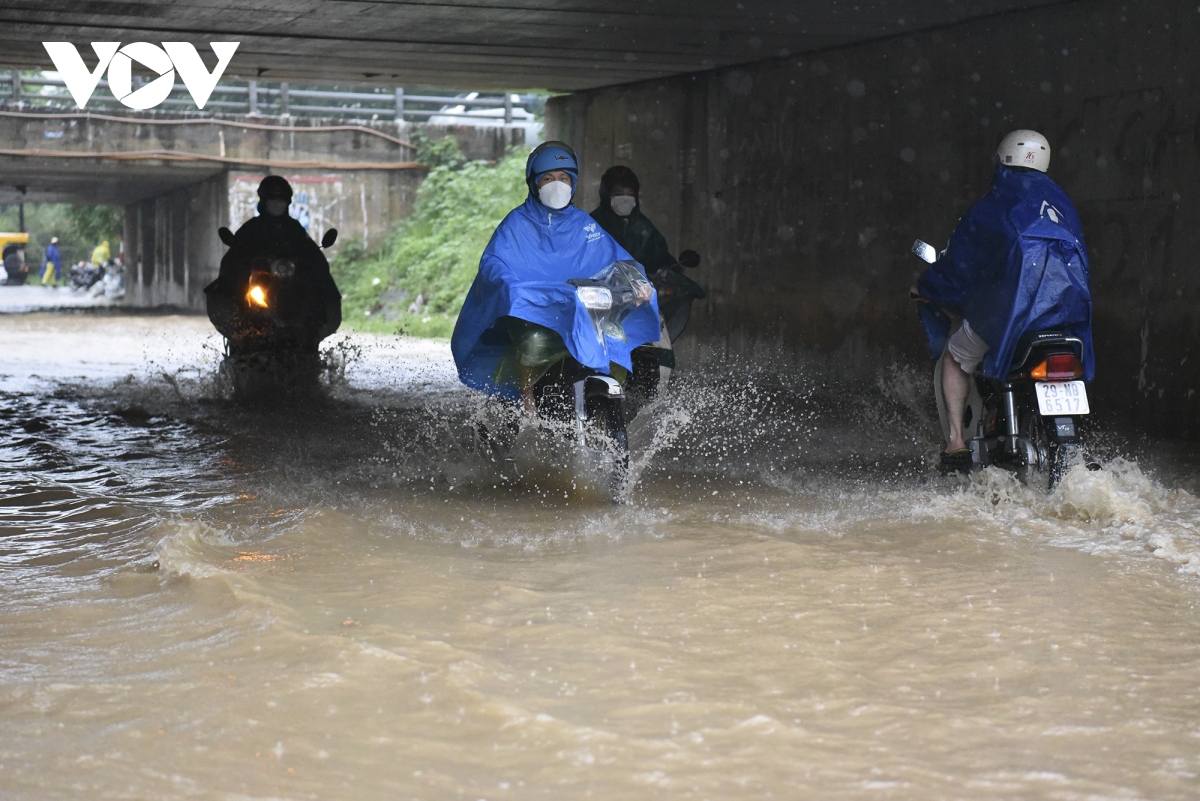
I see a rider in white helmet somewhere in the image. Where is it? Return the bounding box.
[911,129,1090,472]
[996,129,1051,173]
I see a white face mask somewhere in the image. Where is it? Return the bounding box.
[538,180,573,210]
[610,195,637,217]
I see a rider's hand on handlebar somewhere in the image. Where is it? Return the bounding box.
[633,280,654,305]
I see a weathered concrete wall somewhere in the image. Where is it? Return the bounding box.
[548,0,1200,436]
[0,111,522,204]
[124,167,426,309]
[114,120,520,309]
[124,173,228,309]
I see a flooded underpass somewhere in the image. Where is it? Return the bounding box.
[2,312,1199,800]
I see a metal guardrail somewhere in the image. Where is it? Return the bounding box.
[0,71,543,124]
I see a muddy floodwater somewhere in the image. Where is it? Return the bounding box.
[2,312,1199,800]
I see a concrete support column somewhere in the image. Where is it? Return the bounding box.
[125,172,229,309]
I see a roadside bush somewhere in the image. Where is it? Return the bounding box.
[331,147,528,339]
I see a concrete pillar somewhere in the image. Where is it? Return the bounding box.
[135,205,143,288]
[183,209,190,298]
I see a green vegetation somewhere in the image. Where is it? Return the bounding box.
[0,203,123,269]
[331,145,529,339]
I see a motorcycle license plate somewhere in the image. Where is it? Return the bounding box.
[1036,381,1089,415]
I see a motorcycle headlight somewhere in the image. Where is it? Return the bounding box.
[270,258,296,279]
[576,286,612,310]
[246,283,269,308]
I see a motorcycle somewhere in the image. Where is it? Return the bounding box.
[627,249,705,407]
[205,225,341,395]
[481,261,654,499]
[913,239,1091,489]
[69,260,107,290]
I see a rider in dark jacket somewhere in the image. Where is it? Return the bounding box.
[207,176,341,351]
[589,166,676,273]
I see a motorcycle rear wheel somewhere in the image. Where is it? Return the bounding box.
[1017,411,1073,491]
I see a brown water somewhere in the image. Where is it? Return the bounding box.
[2,313,1199,800]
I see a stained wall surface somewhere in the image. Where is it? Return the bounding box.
[548,0,1200,436]
[118,123,520,309]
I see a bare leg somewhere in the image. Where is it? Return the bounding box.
[941,355,970,452]
[518,365,537,414]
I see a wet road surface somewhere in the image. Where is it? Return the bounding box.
[2,312,1198,800]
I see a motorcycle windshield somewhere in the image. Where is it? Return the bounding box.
[571,260,655,349]
[652,268,706,341]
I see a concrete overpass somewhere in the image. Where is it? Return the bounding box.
[0,2,1072,90]
[0,109,518,306]
[1,0,1197,437]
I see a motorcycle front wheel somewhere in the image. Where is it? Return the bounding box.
[583,393,630,501]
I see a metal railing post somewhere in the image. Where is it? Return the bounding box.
[11,70,21,105]
[504,93,513,124]
[248,80,258,114]
[279,82,289,116]
[394,87,405,121]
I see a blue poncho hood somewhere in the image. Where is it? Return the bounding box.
[451,195,661,400]
[917,165,1094,381]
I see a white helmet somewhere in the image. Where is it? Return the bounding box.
[996,129,1050,173]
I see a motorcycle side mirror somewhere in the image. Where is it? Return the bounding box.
[911,240,937,264]
[679,250,701,269]
[321,228,338,249]
[218,227,235,247]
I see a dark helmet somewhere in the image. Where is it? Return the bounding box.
[257,175,293,201]
[599,165,640,202]
[525,141,579,196]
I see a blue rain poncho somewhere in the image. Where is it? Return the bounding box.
[917,165,1094,381]
[451,196,661,400]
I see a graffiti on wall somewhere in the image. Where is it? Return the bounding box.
[229,174,345,242]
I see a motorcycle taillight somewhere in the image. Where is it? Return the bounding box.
[1031,353,1083,381]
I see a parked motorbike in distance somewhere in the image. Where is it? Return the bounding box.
[205,225,341,396]
[913,239,1092,489]
[69,260,107,290]
[627,249,705,408]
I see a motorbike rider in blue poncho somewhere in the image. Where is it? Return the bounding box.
[911,130,1094,471]
[451,141,660,411]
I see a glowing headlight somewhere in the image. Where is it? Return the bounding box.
[576,286,612,310]
[247,284,269,308]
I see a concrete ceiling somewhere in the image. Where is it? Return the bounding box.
[0,1,1072,92]
[0,157,222,205]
